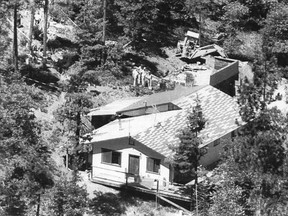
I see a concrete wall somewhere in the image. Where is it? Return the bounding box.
[204,55,216,69]
[210,60,239,86]
[91,137,170,188]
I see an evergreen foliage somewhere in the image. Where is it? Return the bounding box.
[114,0,193,53]
[209,61,288,215]
[49,175,88,216]
[263,3,288,76]
[0,73,55,215]
[171,97,207,182]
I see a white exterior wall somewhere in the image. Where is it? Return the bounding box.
[91,137,170,188]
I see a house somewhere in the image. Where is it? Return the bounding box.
[86,85,242,189]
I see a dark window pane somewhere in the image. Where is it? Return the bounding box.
[154,159,160,173]
[147,158,154,172]
[101,148,121,165]
[112,152,121,165]
[147,157,160,173]
[129,155,139,174]
[102,148,111,163]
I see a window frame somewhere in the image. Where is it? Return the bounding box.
[101,148,121,166]
[146,157,160,174]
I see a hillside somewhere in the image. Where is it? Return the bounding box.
[1,0,288,215]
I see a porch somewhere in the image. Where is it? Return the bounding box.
[90,166,191,202]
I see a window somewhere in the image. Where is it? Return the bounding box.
[147,157,160,173]
[101,148,121,166]
[213,139,220,147]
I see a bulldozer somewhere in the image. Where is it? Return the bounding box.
[176,30,200,58]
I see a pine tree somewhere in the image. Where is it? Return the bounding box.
[28,0,35,58]
[170,97,207,213]
[114,0,189,52]
[49,175,88,216]
[0,73,55,215]
[54,68,94,171]
[210,31,288,214]
[0,0,11,68]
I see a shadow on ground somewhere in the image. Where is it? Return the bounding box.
[88,190,138,216]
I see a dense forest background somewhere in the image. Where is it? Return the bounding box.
[1,0,288,215]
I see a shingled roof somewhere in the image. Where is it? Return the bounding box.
[87,97,141,116]
[89,110,182,143]
[89,85,242,158]
[118,85,205,113]
[134,85,242,157]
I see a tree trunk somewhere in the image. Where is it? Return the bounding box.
[13,2,18,72]
[36,193,41,216]
[101,0,107,65]
[28,0,35,58]
[102,0,106,43]
[66,148,69,170]
[76,111,81,146]
[199,10,201,47]
[43,0,49,67]
[195,175,198,216]
[75,110,81,169]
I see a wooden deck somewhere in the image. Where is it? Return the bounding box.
[91,176,191,203]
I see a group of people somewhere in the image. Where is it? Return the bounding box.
[132,66,153,89]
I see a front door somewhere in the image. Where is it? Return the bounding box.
[128,155,140,175]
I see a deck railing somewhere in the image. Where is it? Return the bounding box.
[91,166,170,190]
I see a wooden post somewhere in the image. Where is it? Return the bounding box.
[126,172,128,187]
[155,180,159,209]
